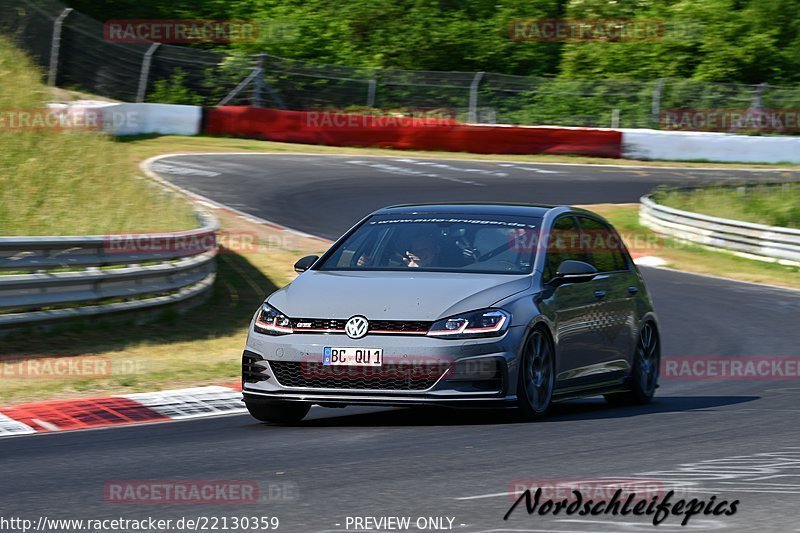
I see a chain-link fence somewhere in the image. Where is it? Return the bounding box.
[4,0,800,130]
[0,0,257,104]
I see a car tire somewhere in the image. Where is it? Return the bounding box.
[605,321,660,406]
[245,400,311,424]
[516,327,555,420]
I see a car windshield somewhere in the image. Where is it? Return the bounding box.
[318,212,542,274]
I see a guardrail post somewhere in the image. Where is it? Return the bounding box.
[752,82,767,110]
[253,53,266,108]
[611,108,621,128]
[48,8,73,86]
[367,71,377,108]
[651,78,666,127]
[219,67,262,106]
[136,43,161,103]
[468,72,485,123]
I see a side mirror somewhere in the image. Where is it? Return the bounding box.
[553,260,598,285]
[294,255,319,273]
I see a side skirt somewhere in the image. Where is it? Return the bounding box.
[552,377,631,402]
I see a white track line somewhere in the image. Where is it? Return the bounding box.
[141,151,800,172]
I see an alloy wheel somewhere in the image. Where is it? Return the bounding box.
[523,329,554,415]
[637,322,659,397]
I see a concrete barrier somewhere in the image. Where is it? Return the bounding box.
[623,129,800,164]
[45,102,800,163]
[204,107,624,158]
[48,101,202,136]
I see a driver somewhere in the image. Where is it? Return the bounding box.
[400,234,440,268]
[356,232,441,268]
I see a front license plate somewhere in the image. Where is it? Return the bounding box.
[323,347,383,367]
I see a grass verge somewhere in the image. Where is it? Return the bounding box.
[0,38,195,235]
[654,183,800,229]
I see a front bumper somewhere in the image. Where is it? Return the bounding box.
[241,326,527,408]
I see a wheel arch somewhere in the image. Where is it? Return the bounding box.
[520,316,557,375]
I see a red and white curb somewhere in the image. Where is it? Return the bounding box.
[0,413,36,436]
[0,384,245,437]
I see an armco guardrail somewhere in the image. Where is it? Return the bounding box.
[0,211,218,327]
[640,194,800,265]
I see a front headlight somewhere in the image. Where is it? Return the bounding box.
[254,303,293,335]
[427,309,511,339]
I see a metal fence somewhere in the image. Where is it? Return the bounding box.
[4,0,800,129]
[0,211,218,327]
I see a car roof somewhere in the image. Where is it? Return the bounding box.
[374,202,560,217]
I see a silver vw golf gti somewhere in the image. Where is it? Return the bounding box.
[242,203,660,424]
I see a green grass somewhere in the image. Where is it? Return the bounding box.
[0,38,196,236]
[654,183,800,229]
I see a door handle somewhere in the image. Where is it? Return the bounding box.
[627,286,639,295]
[594,290,607,299]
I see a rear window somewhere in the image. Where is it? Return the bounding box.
[317,213,542,274]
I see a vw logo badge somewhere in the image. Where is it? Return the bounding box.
[345,316,369,339]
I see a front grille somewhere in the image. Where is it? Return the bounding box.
[242,351,269,383]
[290,317,432,335]
[369,320,432,334]
[291,318,346,331]
[268,361,449,391]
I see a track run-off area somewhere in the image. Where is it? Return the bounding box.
[3,154,800,533]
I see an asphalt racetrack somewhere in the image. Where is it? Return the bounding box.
[3,154,800,532]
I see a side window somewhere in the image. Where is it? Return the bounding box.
[544,216,584,282]
[327,225,381,267]
[577,216,628,273]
